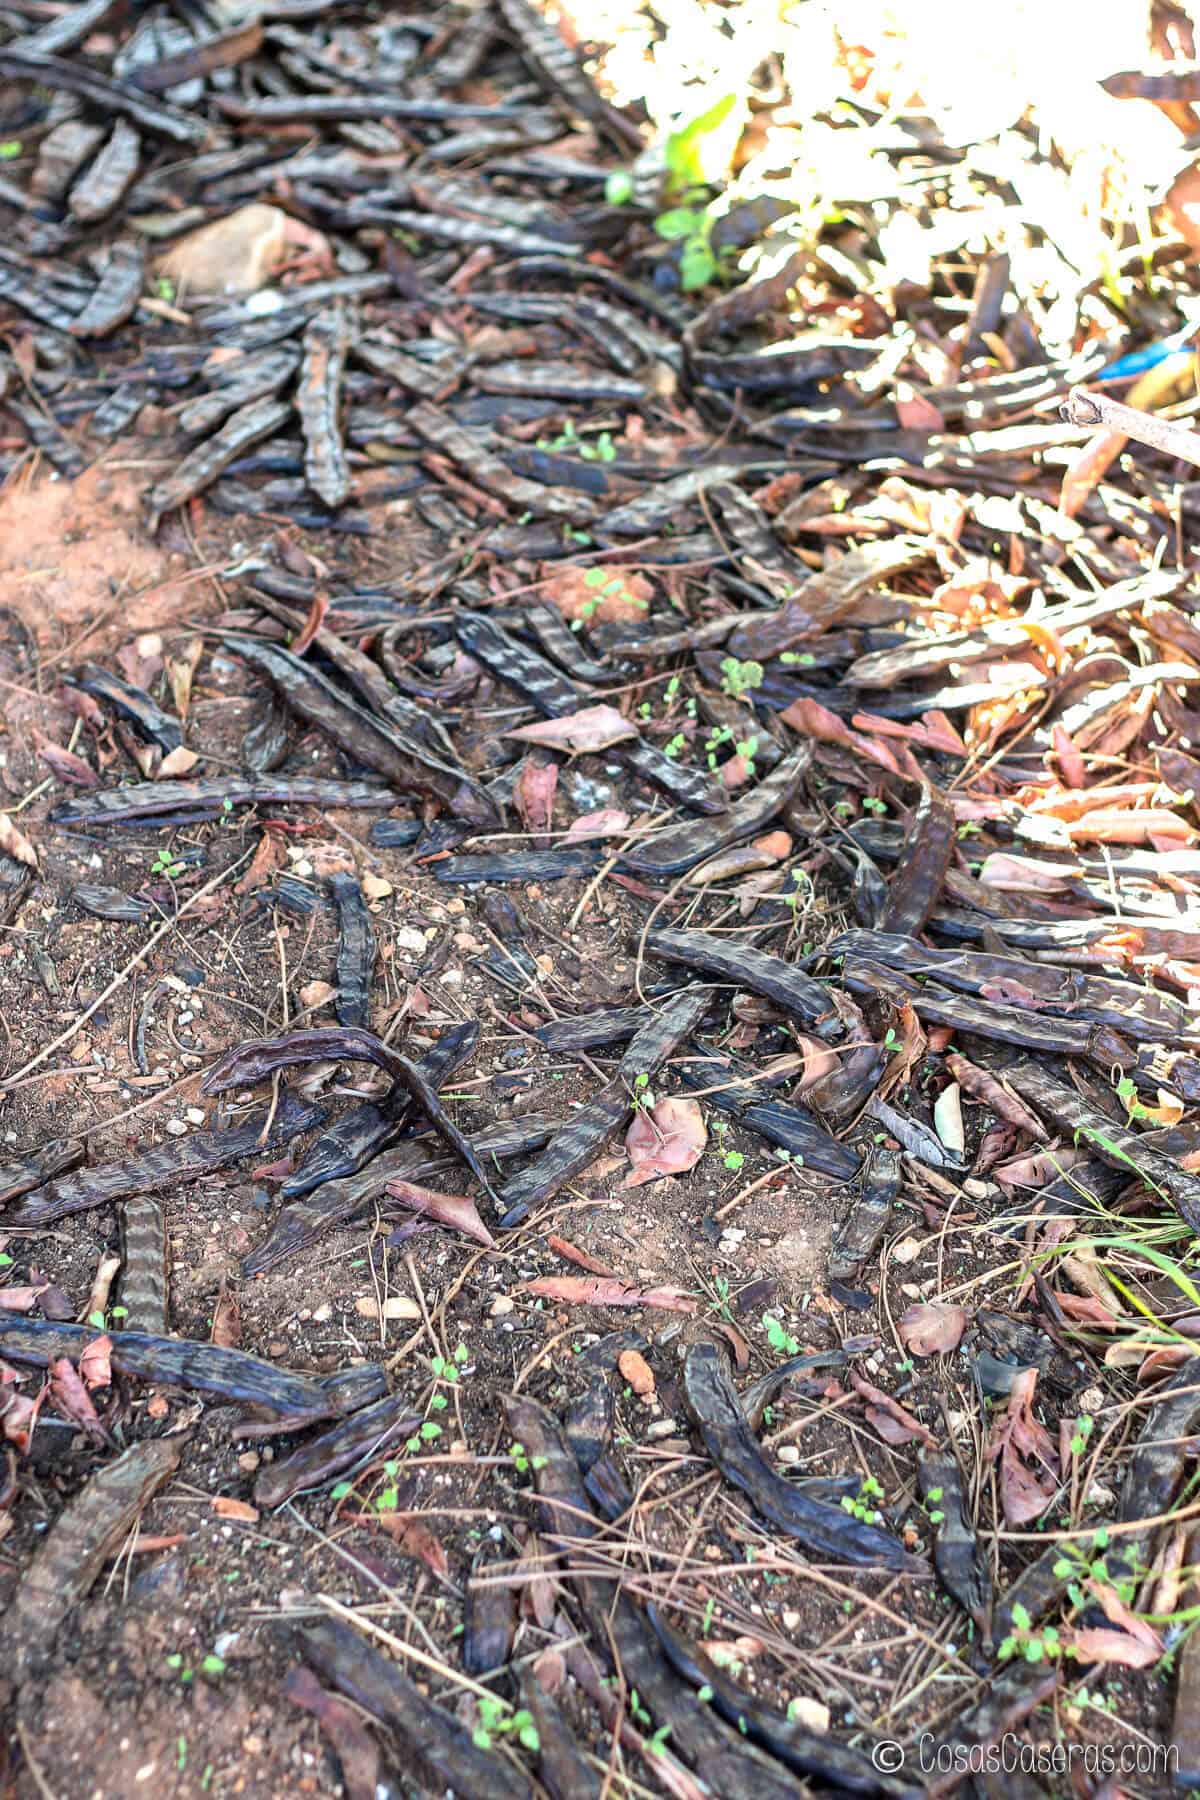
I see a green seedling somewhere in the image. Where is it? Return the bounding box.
[473,1695,540,1753]
[152,848,187,879]
[841,1475,885,1525]
[719,657,764,698]
[762,1313,799,1358]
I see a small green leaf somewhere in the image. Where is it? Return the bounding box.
[330,1481,353,1500]
[0,141,22,160]
[605,169,634,205]
[583,567,607,588]
[679,237,717,292]
[654,207,703,241]
[200,1655,225,1677]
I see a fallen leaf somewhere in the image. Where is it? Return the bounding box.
[155,202,291,297]
[849,1373,936,1446]
[299,980,337,1011]
[362,874,392,900]
[515,757,558,834]
[210,1285,241,1350]
[283,1664,381,1800]
[212,1496,260,1523]
[520,1277,697,1313]
[546,1233,616,1277]
[944,1053,1048,1141]
[32,731,98,787]
[48,1356,107,1439]
[933,1083,964,1154]
[623,1095,707,1187]
[1066,1628,1162,1669]
[987,1366,1059,1526]
[0,1362,40,1451]
[79,1333,112,1390]
[291,588,330,656]
[234,830,284,895]
[543,564,653,623]
[618,1349,655,1396]
[158,746,198,777]
[384,1179,495,1249]
[508,704,637,755]
[898,1302,968,1356]
[565,808,630,841]
[0,812,37,870]
[0,1285,47,1312]
[379,1514,449,1580]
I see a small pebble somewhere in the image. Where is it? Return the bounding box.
[165,1118,188,1137]
[490,1295,514,1317]
[185,1106,205,1126]
[777,1444,800,1465]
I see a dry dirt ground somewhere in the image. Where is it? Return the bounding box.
[0,461,1177,1798]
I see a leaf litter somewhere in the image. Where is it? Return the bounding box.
[1,0,1200,1790]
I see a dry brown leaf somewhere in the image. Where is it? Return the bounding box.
[623,1095,707,1187]
[299,980,337,1011]
[515,757,558,834]
[508,704,637,755]
[0,812,37,870]
[32,730,98,788]
[384,1179,495,1249]
[849,1373,936,1447]
[48,1356,106,1439]
[546,1233,616,1277]
[986,1366,1059,1526]
[378,1514,449,1580]
[210,1285,241,1350]
[565,808,630,841]
[235,830,285,896]
[212,1496,260,1523]
[1066,1628,1162,1669]
[897,1302,969,1356]
[543,564,653,623]
[79,1333,112,1390]
[158,745,199,778]
[520,1276,696,1313]
[0,1285,47,1312]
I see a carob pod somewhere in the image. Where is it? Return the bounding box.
[327,872,376,1029]
[0,1318,338,1421]
[0,1438,182,1682]
[297,1616,535,1800]
[118,1197,170,1334]
[496,988,711,1226]
[9,1092,323,1228]
[201,1024,500,1207]
[683,1341,925,1571]
[53,776,395,826]
[255,1392,421,1510]
[829,1149,900,1282]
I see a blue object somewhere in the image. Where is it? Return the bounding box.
[1103,326,1199,382]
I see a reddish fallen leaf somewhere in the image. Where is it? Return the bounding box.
[0,1286,48,1313]
[32,730,98,788]
[283,1664,381,1800]
[0,1363,40,1452]
[897,1302,969,1356]
[235,830,284,895]
[849,1373,936,1447]
[944,1053,1048,1141]
[211,1285,241,1350]
[792,1034,840,1094]
[987,1366,1059,1526]
[779,696,922,780]
[212,1495,261,1523]
[385,1179,495,1249]
[515,757,558,834]
[1066,1628,1162,1669]
[520,1276,696,1313]
[565,807,630,841]
[0,812,37,870]
[546,1233,617,1277]
[79,1333,113,1390]
[508,704,637,754]
[714,1319,751,1371]
[158,746,199,778]
[291,587,330,656]
[48,1356,107,1439]
[895,384,944,431]
[379,1513,450,1580]
[623,1095,707,1187]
